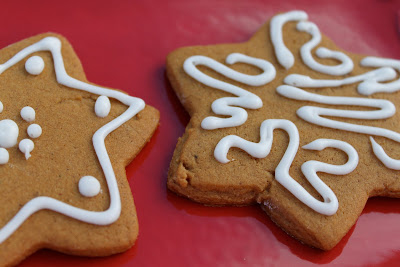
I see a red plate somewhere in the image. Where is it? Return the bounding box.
[1,0,399,266]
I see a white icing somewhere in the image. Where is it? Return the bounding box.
[25,55,45,75]
[184,53,275,129]
[95,95,111,118]
[0,119,19,148]
[214,119,358,215]
[0,101,3,113]
[277,85,395,120]
[20,106,35,122]
[359,57,400,95]
[296,21,353,76]
[370,137,400,170]
[19,139,34,160]
[27,124,42,138]
[270,10,308,69]
[284,67,396,89]
[284,58,400,96]
[79,176,101,197]
[277,85,400,169]
[0,148,9,164]
[0,36,145,244]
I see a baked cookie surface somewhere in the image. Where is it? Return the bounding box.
[0,33,159,266]
[167,10,400,250]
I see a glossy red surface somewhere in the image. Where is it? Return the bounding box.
[1,0,399,266]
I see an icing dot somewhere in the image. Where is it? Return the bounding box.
[27,124,42,138]
[0,101,3,113]
[0,119,19,148]
[25,56,45,75]
[0,148,9,164]
[19,139,34,160]
[95,95,111,118]
[78,176,101,197]
[20,106,35,122]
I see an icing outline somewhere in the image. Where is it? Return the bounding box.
[0,36,145,244]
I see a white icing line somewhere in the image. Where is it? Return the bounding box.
[270,10,308,69]
[370,137,400,170]
[214,119,358,215]
[284,57,400,96]
[184,53,275,129]
[296,21,353,76]
[284,67,396,89]
[0,36,145,244]
[300,139,358,214]
[277,85,400,170]
[359,57,400,95]
[277,85,395,120]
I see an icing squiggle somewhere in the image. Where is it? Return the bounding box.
[296,21,353,75]
[184,53,275,129]
[277,85,400,169]
[359,57,400,95]
[270,10,308,69]
[0,37,145,244]
[214,119,358,215]
[284,57,400,96]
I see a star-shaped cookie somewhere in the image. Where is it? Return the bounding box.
[0,33,159,266]
[166,10,400,250]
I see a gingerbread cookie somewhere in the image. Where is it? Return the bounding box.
[166,10,400,250]
[0,33,159,266]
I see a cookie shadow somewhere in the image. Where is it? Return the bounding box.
[20,241,139,267]
[166,190,352,264]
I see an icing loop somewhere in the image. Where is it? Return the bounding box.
[214,119,358,215]
[296,21,353,75]
[270,10,308,69]
[184,54,275,129]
